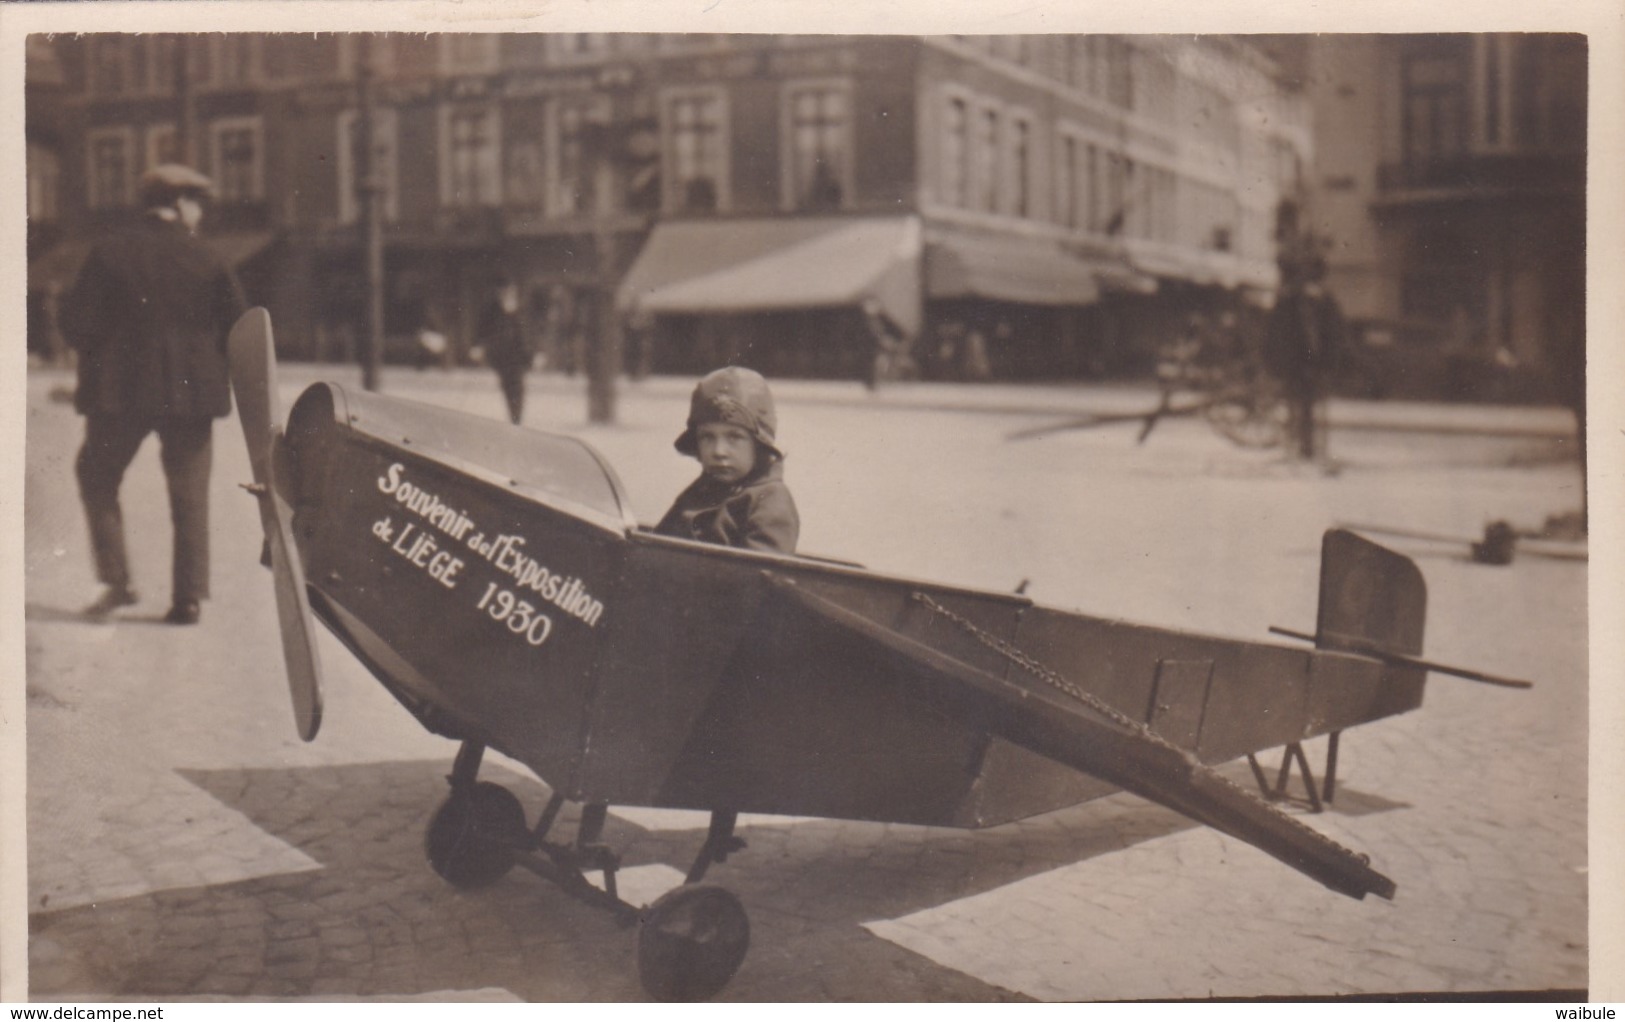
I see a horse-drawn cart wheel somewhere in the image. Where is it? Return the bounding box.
[637,884,751,1002]
[425,781,526,889]
[1204,381,1290,449]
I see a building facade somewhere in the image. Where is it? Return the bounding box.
[27,33,1310,381]
[1286,34,1586,401]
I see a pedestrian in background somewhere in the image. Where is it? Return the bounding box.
[861,298,908,391]
[60,164,248,625]
[1266,200,1344,462]
[478,275,531,425]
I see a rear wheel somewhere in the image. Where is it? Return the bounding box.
[637,884,751,1002]
[425,781,526,889]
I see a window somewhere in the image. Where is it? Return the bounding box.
[613,35,661,54]
[88,128,135,209]
[1056,134,1077,228]
[1271,138,1301,192]
[1104,152,1125,234]
[1106,38,1133,108]
[1402,47,1468,164]
[210,118,263,202]
[338,109,399,224]
[1085,143,1101,231]
[1124,159,1144,237]
[994,36,1029,66]
[1069,36,1111,97]
[554,34,609,59]
[505,139,545,211]
[1133,49,1175,122]
[664,89,727,212]
[443,35,500,73]
[125,36,151,93]
[552,98,608,216]
[28,142,59,222]
[1056,131,1096,231]
[212,35,257,86]
[145,124,178,169]
[150,36,178,94]
[263,35,340,81]
[442,105,502,207]
[1065,37,1090,92]
[975,106,1000,213]
[783,82,851,211]
[1008,115,1031,217]
[942,95,969,208]
[91,37,133,96]
[343,34,397,79]
[1484,37,1502,146]
[1156,168,1178,243]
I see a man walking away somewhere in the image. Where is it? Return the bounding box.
[478,275,532,425]
[60,164,248,625]
[1266,200,1344,462]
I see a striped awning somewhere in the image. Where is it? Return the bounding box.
[617,216,923,335]
[925,231,1151,305]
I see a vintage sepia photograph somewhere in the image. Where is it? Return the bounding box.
[6,2,1618,1005]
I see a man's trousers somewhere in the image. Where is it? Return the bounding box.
[75,413,214,603]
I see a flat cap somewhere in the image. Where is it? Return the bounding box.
[139,163,215,198]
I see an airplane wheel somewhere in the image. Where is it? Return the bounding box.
[637,884,750,1002]
[425,781,525,889]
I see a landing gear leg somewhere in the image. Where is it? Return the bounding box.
[1247,741,1324,812]
[686,810,745,883]
[424,757,753,1001]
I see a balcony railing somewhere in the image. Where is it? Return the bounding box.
[1377,153,1583,196]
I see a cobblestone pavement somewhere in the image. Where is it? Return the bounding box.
[18,368,1597,1001]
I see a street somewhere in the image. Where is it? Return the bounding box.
[21,365,1590,1001]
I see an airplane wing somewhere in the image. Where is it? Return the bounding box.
[760,572,1396,901]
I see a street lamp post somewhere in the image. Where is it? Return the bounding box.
[581,67,643,426]
[586,135,623,425]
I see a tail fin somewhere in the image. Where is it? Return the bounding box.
[1316,528,1427,658]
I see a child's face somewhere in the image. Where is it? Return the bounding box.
[695,422,757,484]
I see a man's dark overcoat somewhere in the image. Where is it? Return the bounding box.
[61,215,248,418]
[60,213,248,608]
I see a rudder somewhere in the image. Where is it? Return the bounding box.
[1316,528,1427,657]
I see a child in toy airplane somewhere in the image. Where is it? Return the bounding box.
[654,366,800,554]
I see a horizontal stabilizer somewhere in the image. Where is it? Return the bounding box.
[764,574,1395,901]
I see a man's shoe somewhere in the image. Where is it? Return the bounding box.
[163,600,201,626]
[83,586,138,619]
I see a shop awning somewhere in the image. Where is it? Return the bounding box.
[28,231,278,292]
[1128,246,1275,292]
[617,216,923,335]
[924,232,1148,306]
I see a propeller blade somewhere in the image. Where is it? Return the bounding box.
[269,442,324,740]
[228,308,278,488]
[226,307,324,741]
